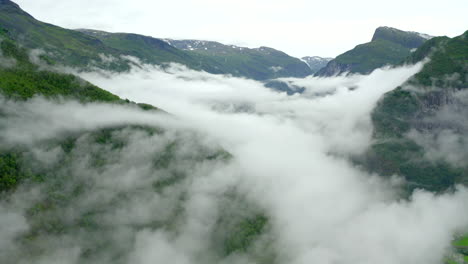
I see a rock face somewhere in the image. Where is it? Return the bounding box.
[314,60,352,76]
[301,56,333,74]
[316,27,431,77]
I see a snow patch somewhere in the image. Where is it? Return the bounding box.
[270,66,283,72]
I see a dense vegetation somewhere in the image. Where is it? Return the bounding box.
[0,0,134,71]
[360,31,468,263]
[0,120,271,262]
[0,28,161,192]
[407,31,468,88]
[0,31,120,102]
[0,120,270,262]
[363,30,468,192]
[2,1,468,262]
[0,22,271,262]
[331,39,411,74]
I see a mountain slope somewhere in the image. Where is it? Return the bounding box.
[363,30,468,192]
[316,27,431,76]
[0,27,271,263]
[371,26,432,49]
[0,29,119,102]
[0,27,162,112]
[161,39,313,80]
[0,0,206,72]
[0,0,312,80]
[0,0,137,71]
[76,29,214,72]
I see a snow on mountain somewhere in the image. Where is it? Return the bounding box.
[301,56,333,73]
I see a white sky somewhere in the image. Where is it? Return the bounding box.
[14,0,468,58]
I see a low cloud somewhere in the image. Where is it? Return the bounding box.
[1,61,468,264]
[407,89,468,167]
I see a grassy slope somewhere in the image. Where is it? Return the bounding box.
[0,30,121,102]
[364,30,468,192]
[333,39,411,74]
[76,30,213,72]
[83,33,312,80]
[0,1,135,71]
[316,27,429,76]
[364,31,467,262]
[371,26,428,49]
[184,45,312,80]
[449,235,468,264]
[0,29,158,190]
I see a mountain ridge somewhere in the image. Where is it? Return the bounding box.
[316,27,432,76]
[0,0,313,80]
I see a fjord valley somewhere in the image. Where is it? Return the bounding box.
[1,0,468,263]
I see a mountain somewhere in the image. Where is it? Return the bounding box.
[0,0,312,80]
[0,0,138,71]
[76,29,218,72]
[0,27,159,109]
[371,26,432,48]
[161,39,312,80]
[0,0,214,72]
[301,56,333,74]
[0,29,159,190]
[316,26,432,76]
[0,29,270,263]
[0,28,116,103]
[362,30,468,192]
[1,1,468,262]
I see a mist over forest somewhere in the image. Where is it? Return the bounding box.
[0,1,468,263]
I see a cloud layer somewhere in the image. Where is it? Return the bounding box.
[1,62,468,264]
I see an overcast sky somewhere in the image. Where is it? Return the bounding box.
[14,0,468,58]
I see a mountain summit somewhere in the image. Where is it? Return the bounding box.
[0,0,17,5]
[315,26,432,76]
[371,26,432,49]
[0,0,29,15]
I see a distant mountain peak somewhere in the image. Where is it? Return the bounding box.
[301,56,333,74]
